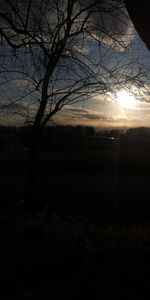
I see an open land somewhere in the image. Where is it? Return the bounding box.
[1,134,150,298]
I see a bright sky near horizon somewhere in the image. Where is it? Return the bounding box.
[1,32,150,129]
[54,38,150,129]
[57,29,150,129]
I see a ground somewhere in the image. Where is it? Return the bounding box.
[1,137,150,298]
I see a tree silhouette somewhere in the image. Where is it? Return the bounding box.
[0,0,145,133]
[0,0,146,211]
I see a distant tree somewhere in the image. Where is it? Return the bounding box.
[84,126,95,136]
[74,125,84,136]
[108,129,120,137]
[127,127,150,136]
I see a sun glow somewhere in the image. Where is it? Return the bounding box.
[116,90,136,109]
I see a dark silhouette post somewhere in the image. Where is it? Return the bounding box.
[124,1,150,50]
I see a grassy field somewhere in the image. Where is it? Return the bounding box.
[1,142,150,221]
[1,210,150,299]
[1,141,150,298]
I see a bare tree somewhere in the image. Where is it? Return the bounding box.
[0,1,145,132]
[0,0,146,210]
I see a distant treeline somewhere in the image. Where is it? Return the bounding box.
[0,125,95,136]
[1,124,150,136]
[0,125,150,151]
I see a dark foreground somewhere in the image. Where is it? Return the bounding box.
[1,211,150,299]
[1,138,150,299]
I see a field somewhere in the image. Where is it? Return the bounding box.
[1,136,150,298]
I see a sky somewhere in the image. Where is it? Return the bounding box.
[53,34,150,129]
[1,0,150,129]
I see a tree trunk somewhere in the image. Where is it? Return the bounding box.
[24,127,40,215]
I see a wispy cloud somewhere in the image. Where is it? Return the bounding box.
[52,105,117,127]
[85,0,134,51]
[64,106,113,120]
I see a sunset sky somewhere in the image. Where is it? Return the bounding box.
[1,1,150,129]
[54,33,150,129]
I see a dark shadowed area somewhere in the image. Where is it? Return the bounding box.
[1,125,150,299]
[125,1,150,50]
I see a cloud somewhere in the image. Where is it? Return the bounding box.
[65,107,97,119]
[64,106,112,120]
[53,105,116,128]
[0,0,133,52]
[53,97,150,128]
[82,0,134,51]
[0,102,25,114]
[15,79,34,89]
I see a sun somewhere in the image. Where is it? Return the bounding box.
[116,90,136,109]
